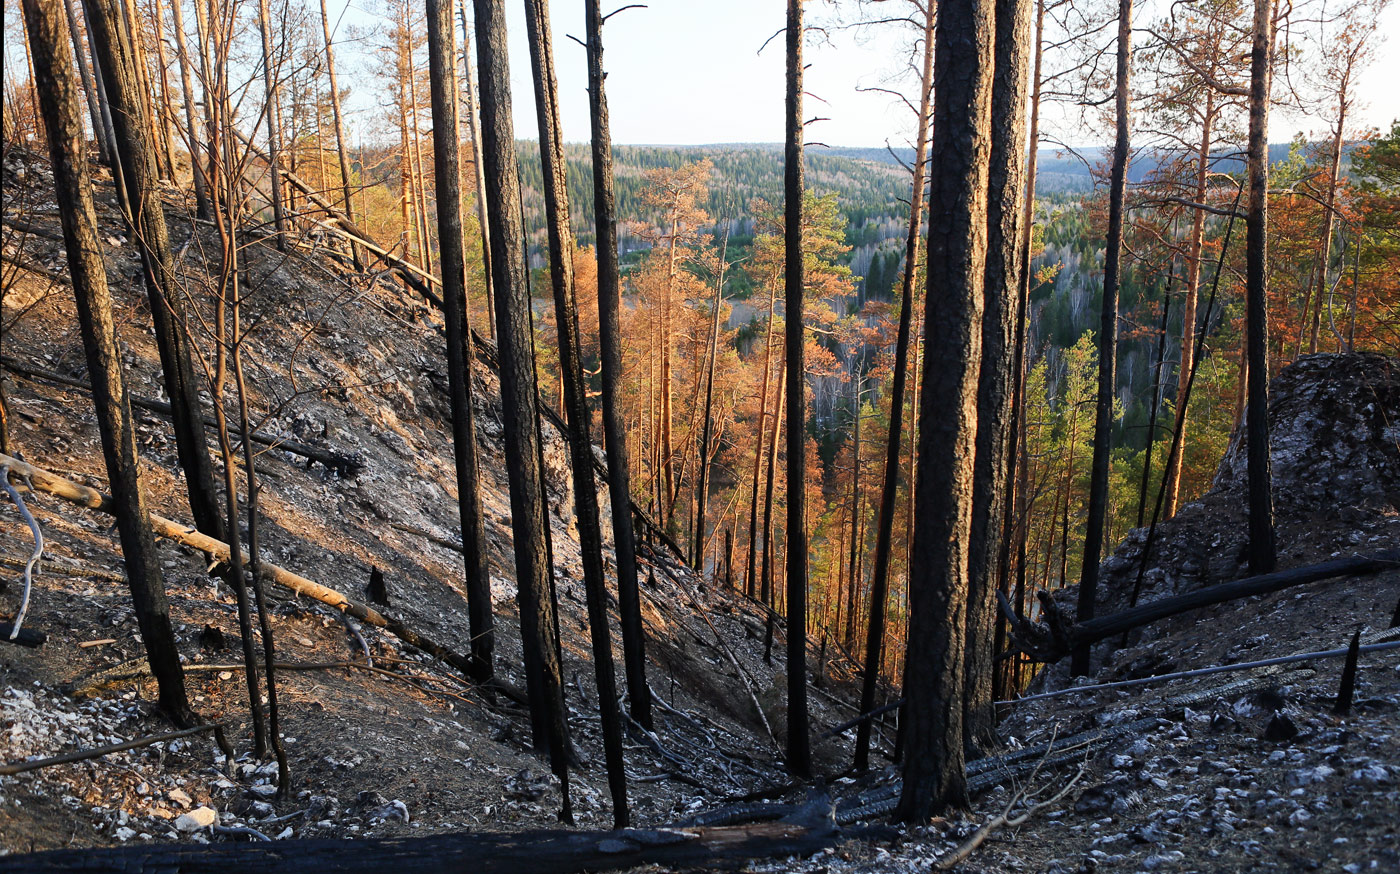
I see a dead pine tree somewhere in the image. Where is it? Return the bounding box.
[783,0,811,778]
[20,0,201,731]
[856,0,933,774]
[585,0,650,731]
[472,0,572,818]
[897,0,995,820]
[1243,0,1277,574]
[82,0,225,545]
[521,0,628,826]
[966,0,1032,750]
[424,0,495,685]
[1072,0,1133,677]
[319,0,362,269]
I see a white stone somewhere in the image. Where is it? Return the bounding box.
[174,806,218,832]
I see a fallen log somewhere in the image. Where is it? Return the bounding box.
[1005,549,1400,662]
[0,357,363,477]
[2,820,858,874]
[1,724,217,776]
[0,622,46,647]
[0,453,525,704]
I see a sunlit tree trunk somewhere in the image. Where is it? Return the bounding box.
[897,0,994,819]
[319,0,362,269]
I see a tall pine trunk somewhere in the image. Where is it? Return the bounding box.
[523,0,629,827]
[1072,0,1132,677]
[1243,0,1276,573]
[965,0,1031,750]
[782,0,810,778]
[585,0,649,731]
[256,0,288,248]
[471,0,572,808]
[319,0,362,269]
[897,0,994,820]
[23,0,197,727]
[425,0,495,686]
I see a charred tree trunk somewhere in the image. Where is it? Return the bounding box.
[855,0,933,774]
[523,0,628,826]
[472,0,571,802]
[167,0,210,219]
[1244,0,1276,574]
[782,0,810,778]
[693,231,727,568]
[585,0,648,731]
[22,0,196,727]
[60,0,109,165]
[83,0,225,544]
[425,0,495,686]
[745,276,780,600]
[897,0,994,821]
[966,0,1031,752]
[1073,0,1132,677]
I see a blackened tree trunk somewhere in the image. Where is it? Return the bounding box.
[425,0,495,685]
[896,0,994,821]
[22,0,196,727]
[782,0,810,779]
[523,0,628,827]
[1243,0,1276,574]
[83,0,225,544]
[457,1,494,340]
[471,0,572,800]
[1072,0,1132,677]
[965,0,1032,751]
[855,0,934,774]
[745,276,780,601]
[585,0,649,731]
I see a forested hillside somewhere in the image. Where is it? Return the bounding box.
[2,0,1398,868]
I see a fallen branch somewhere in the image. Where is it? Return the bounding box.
[1004,549,1400,662]
[1,457,43,639]
[1,723,219,776]
[935,761,1087,869]
[0,357,363,477]
[0,454,518,703]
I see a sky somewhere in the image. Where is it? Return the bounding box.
[355,0,1399,150]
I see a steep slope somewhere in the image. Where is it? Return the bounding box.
[0,147,872,853]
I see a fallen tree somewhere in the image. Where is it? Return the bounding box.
[0,453,522,705]
[0,357,362,477]
[2,818,864,874]
[1002,548,1400,662]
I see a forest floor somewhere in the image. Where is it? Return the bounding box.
[3,146,1399,872]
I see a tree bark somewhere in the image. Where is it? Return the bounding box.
[523,0,628,826]
[897,0,994,820]
[584,0,648,731]
[20,0,196,727]
[472,0,571,791]
[425,0,495,686]
[966,0,1032,750]
[1073,0,1132,676]
[60,0,108,164]
[166,0,210,219]
[782,0,810,778]
[694,232,727,568]
[82,0,225,545]
[1244,0,1277,574]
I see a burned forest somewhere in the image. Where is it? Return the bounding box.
[2,0,1399,870]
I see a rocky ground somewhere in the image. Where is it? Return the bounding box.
[3,147,1398,872]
